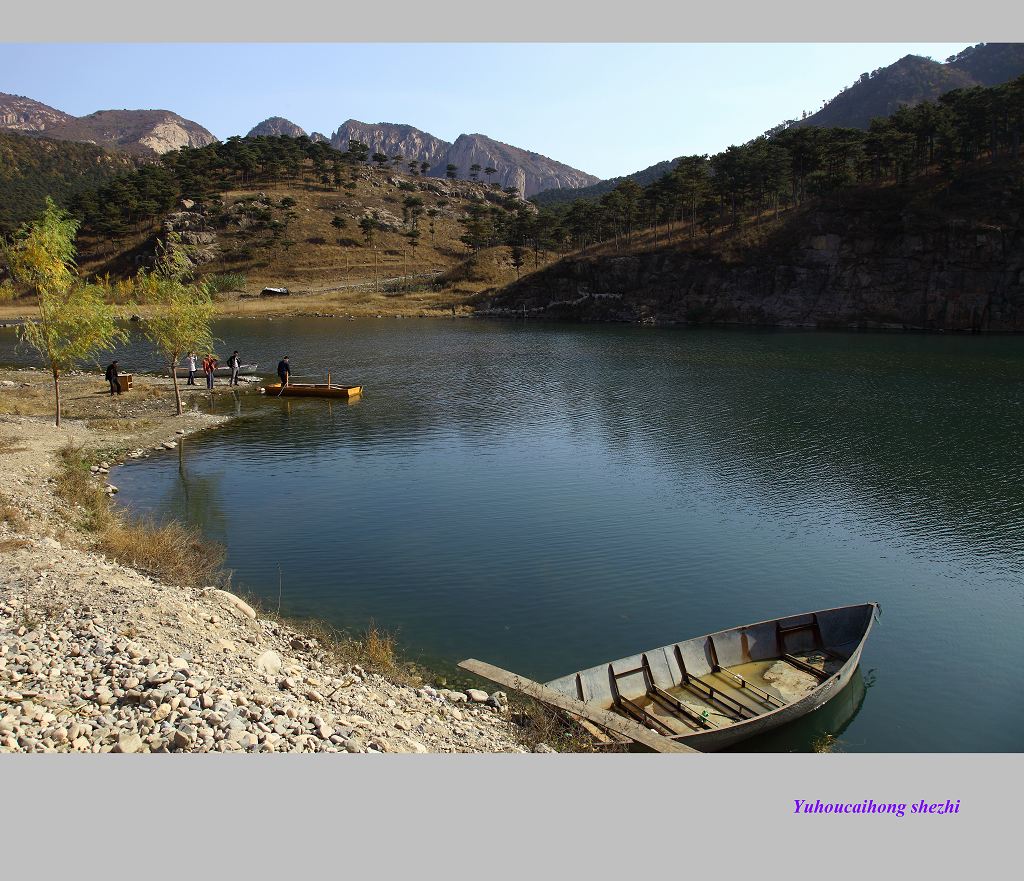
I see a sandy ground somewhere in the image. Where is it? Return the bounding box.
[0,369,532,753]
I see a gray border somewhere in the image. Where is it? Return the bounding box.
[0,755,1016,876]
[0,1,1020,41]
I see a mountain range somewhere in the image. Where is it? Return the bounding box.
[246,117,599,196]
[4,41,1023,208]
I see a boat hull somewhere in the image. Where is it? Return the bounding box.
[544,602,877,752]
[169,364,258,378]
[264,383,362,398]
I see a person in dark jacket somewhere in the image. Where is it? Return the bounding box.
[277,356,291,387]
[105,360,122,396]
[228,351,241,386]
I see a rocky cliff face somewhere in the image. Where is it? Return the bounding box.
[328,119,597,197]
[40,110,217,155]
[330,120,450,170]
[0,93,75,132]
[490,174,1024,332]
[247,117,307,138]
[0,95,217,156]
[444,133,599,195]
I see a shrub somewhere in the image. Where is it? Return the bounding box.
[99,518,226,588]
[54,443,112,532]
[203,272,247,294]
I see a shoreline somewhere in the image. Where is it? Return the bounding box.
[0,369,548,754]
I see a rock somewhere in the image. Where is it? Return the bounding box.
[114,732,143,754]
[172,725,197,750]
[255,650,283,676]
[208,589,257,620]
[399,737,429,754]
[162,442,177,450]
[465,689,489,703]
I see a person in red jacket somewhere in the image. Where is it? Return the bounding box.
[203,354,218,389]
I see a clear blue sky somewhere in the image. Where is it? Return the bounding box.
[1,43,969,179]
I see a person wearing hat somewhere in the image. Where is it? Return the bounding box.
[105,360,122,396]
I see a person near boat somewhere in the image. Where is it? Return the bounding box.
[277,356,291,387]
[185,352,197,386]
[203,354,218,389]
[105,360,122,396]
[228,351,241,386]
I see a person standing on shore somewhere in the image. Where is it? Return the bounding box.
[186,352,197,386]
[228,350,241,386]
[203,354,218,390]
[277,355,291,388]
[105,360,122,396]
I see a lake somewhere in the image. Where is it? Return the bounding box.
[4,316,1022,751]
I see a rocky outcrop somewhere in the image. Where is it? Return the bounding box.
[39,110,217,155]
[0,95,218,156]
[444,133,598,195]
[490,205,1024,332]
[247,117,307,138]
[0,93,74,132]
[330,120,450,170]
[328,119,598,197]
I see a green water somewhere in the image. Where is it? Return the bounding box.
[4,317,1020,750]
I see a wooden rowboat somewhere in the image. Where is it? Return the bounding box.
[462,602,877,752]
[264,382,362,398]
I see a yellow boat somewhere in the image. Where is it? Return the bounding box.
[264,382,362,399]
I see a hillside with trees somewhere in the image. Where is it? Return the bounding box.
[489,76,1024,332]
[533,42,1024,209]
[0,131,539,310]
[0,131,139,234]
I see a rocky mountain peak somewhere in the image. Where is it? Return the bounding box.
[247,117,307,138]
[326,119,596,196]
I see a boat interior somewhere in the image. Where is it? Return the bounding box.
[545,605,873,739]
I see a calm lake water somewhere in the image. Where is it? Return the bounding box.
[3,317,1022,751]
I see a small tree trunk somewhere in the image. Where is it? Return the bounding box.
[171,355,183,416]
[52,366,61,428]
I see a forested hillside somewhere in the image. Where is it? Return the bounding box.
[533,42,1024,209]
[489,77,1024,332]
[0,132,138,234]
